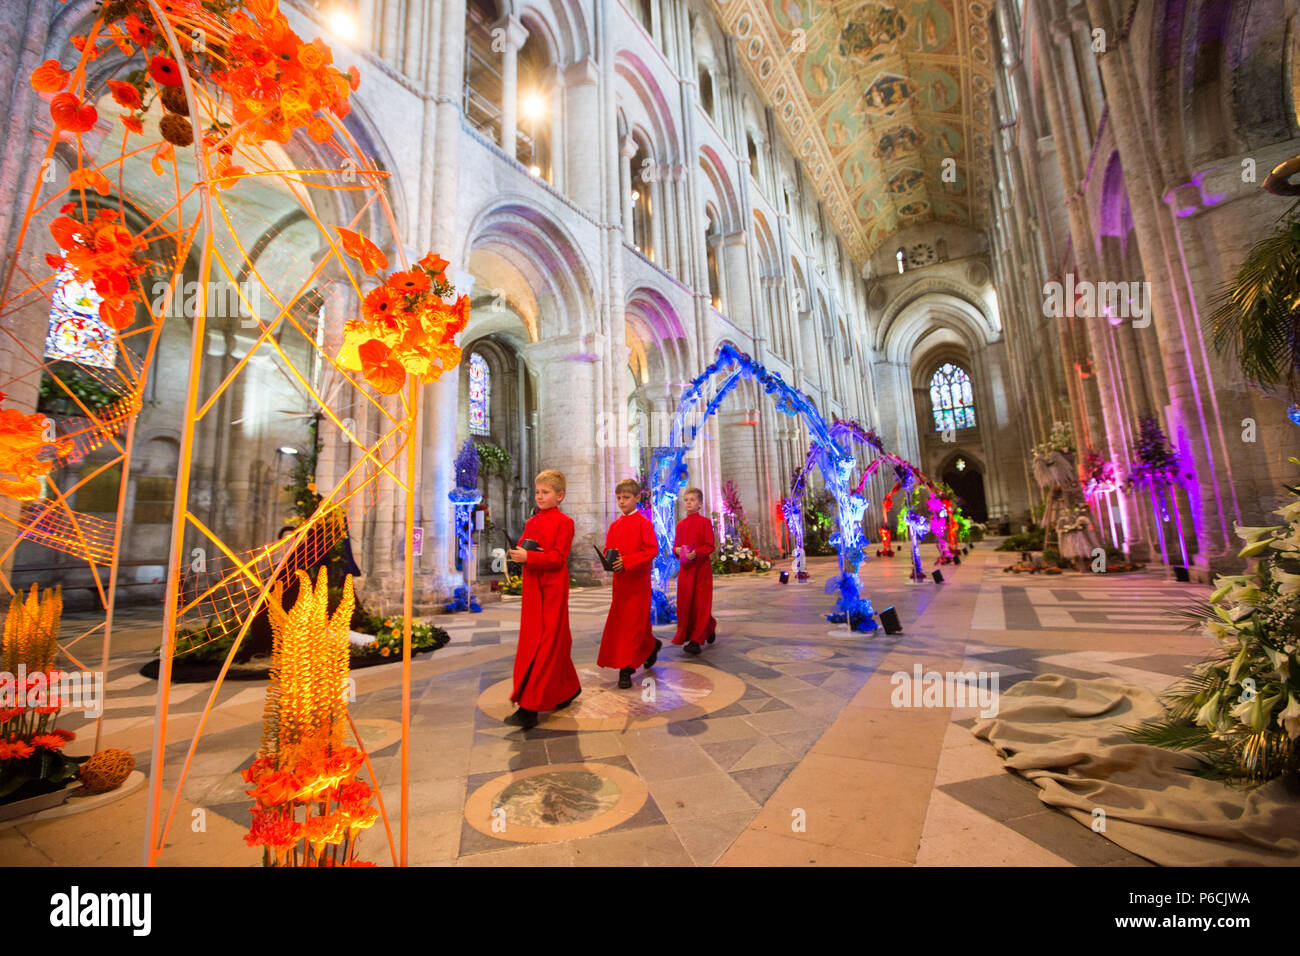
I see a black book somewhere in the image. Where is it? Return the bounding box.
[593,546,620,572]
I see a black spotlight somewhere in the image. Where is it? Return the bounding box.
[779,571,790,584]
[932,569,945,584]
[879,606,903,634]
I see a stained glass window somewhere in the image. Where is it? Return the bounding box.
[929,363,976,432]
[44,261,117,369]
[468,351,489,436]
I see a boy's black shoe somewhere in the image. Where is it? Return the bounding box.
[707,630,716,645]
[556,688,581,710]
[618,667,634,689]
[503,707,538,729]
[643,639,662,670]
[682,641,702,656]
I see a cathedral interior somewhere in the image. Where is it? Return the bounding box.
[0,0,1298,880]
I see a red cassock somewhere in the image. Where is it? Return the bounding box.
[672,513,717,646]
[511,506,582,711]
[597,510,659,669]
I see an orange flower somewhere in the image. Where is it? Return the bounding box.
[31,734,65,750]
[69,166,111,195]
[107,80,141,111]
[149,55,183,87]
[30,60,69,93]
[358,340,405,395]
[99,296,136,331]
[386,269,430,295]
[247,769,303,807]
[121,114,143,135]
[336,227,387,275]
[122,14,153,48]
[297,43,324,71]
[49,93,97,132]
[417,252,448,278]
[307,116,332,143]
[246,0,280,22]
[362,285,398,322]
[347,65,360,91]
[0,740,34,760]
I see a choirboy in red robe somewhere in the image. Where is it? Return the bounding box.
[510,505,582,711]
[597,510,659,669]
[672,512,717,645]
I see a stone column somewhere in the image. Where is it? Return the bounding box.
[620,136,637,245]
[496,16,528,157]
[564,58,601,216]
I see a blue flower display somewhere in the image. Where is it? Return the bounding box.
[647,343,869,627]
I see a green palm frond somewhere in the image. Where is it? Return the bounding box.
[1207,207,1300,397]
[1123,718,1214,751]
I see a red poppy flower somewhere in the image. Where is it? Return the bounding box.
[149,54,183,87]
[359,340,405,394]
[50,92,98,132]
[31,60,69,93]
[122,113,143,135]
[107,80,142,111]
[386,269,430,294]
[122,14,153,48]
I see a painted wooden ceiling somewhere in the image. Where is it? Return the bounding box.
[709,0,997,261]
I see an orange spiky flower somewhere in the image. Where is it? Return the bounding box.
[247,571,376,866]
[1,583,62,674]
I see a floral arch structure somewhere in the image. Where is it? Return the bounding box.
[646,343,868,627]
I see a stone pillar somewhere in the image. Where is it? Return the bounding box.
[564,58,601,216]
[496,16,528,157]
[620,136,636,245]
[524,334,605,580]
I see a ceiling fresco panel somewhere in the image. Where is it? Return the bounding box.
[711,0,996,260]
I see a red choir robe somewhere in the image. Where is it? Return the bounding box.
[597,510,659,669]
[672,512,717,646]
[510,506,582,711]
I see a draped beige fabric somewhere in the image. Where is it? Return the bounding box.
[973,675,1300,866]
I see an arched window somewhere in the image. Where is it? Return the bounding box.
[468,351,490,436]
[929,363,976,431]
[630,138,654,260]
[704,211,722,311]
[699,66,714,118]
[45,261,117,368]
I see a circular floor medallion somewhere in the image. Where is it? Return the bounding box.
[477,662,745,731]
[747,644,836,664]
[464,762,648,843]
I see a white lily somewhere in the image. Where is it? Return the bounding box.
[1279,694,1300,741]
[1194,690,1222,728]
[1271,567,1300,597]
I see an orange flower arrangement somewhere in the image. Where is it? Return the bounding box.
[0,408,73,501]
[336,248,468,395]
[46,204,148,332]
[244,570,378,866]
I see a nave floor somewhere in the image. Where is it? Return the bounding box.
[1,543,1212,866]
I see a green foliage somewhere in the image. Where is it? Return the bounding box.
[803,488,837,556]
[996,528,1045,552]
[1207,202,1300,401]
[474,441,512,477]
[172,615,240,664]
[36,362,127,416]
[1125,464,1300,784]
[349,611,449,660]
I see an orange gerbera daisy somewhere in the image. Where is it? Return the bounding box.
[386,269,430,295]
[362,285,399,322]
[122,14,153,48]
[107,80,142,111]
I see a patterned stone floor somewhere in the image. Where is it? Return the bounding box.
[0,542,1216,866]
